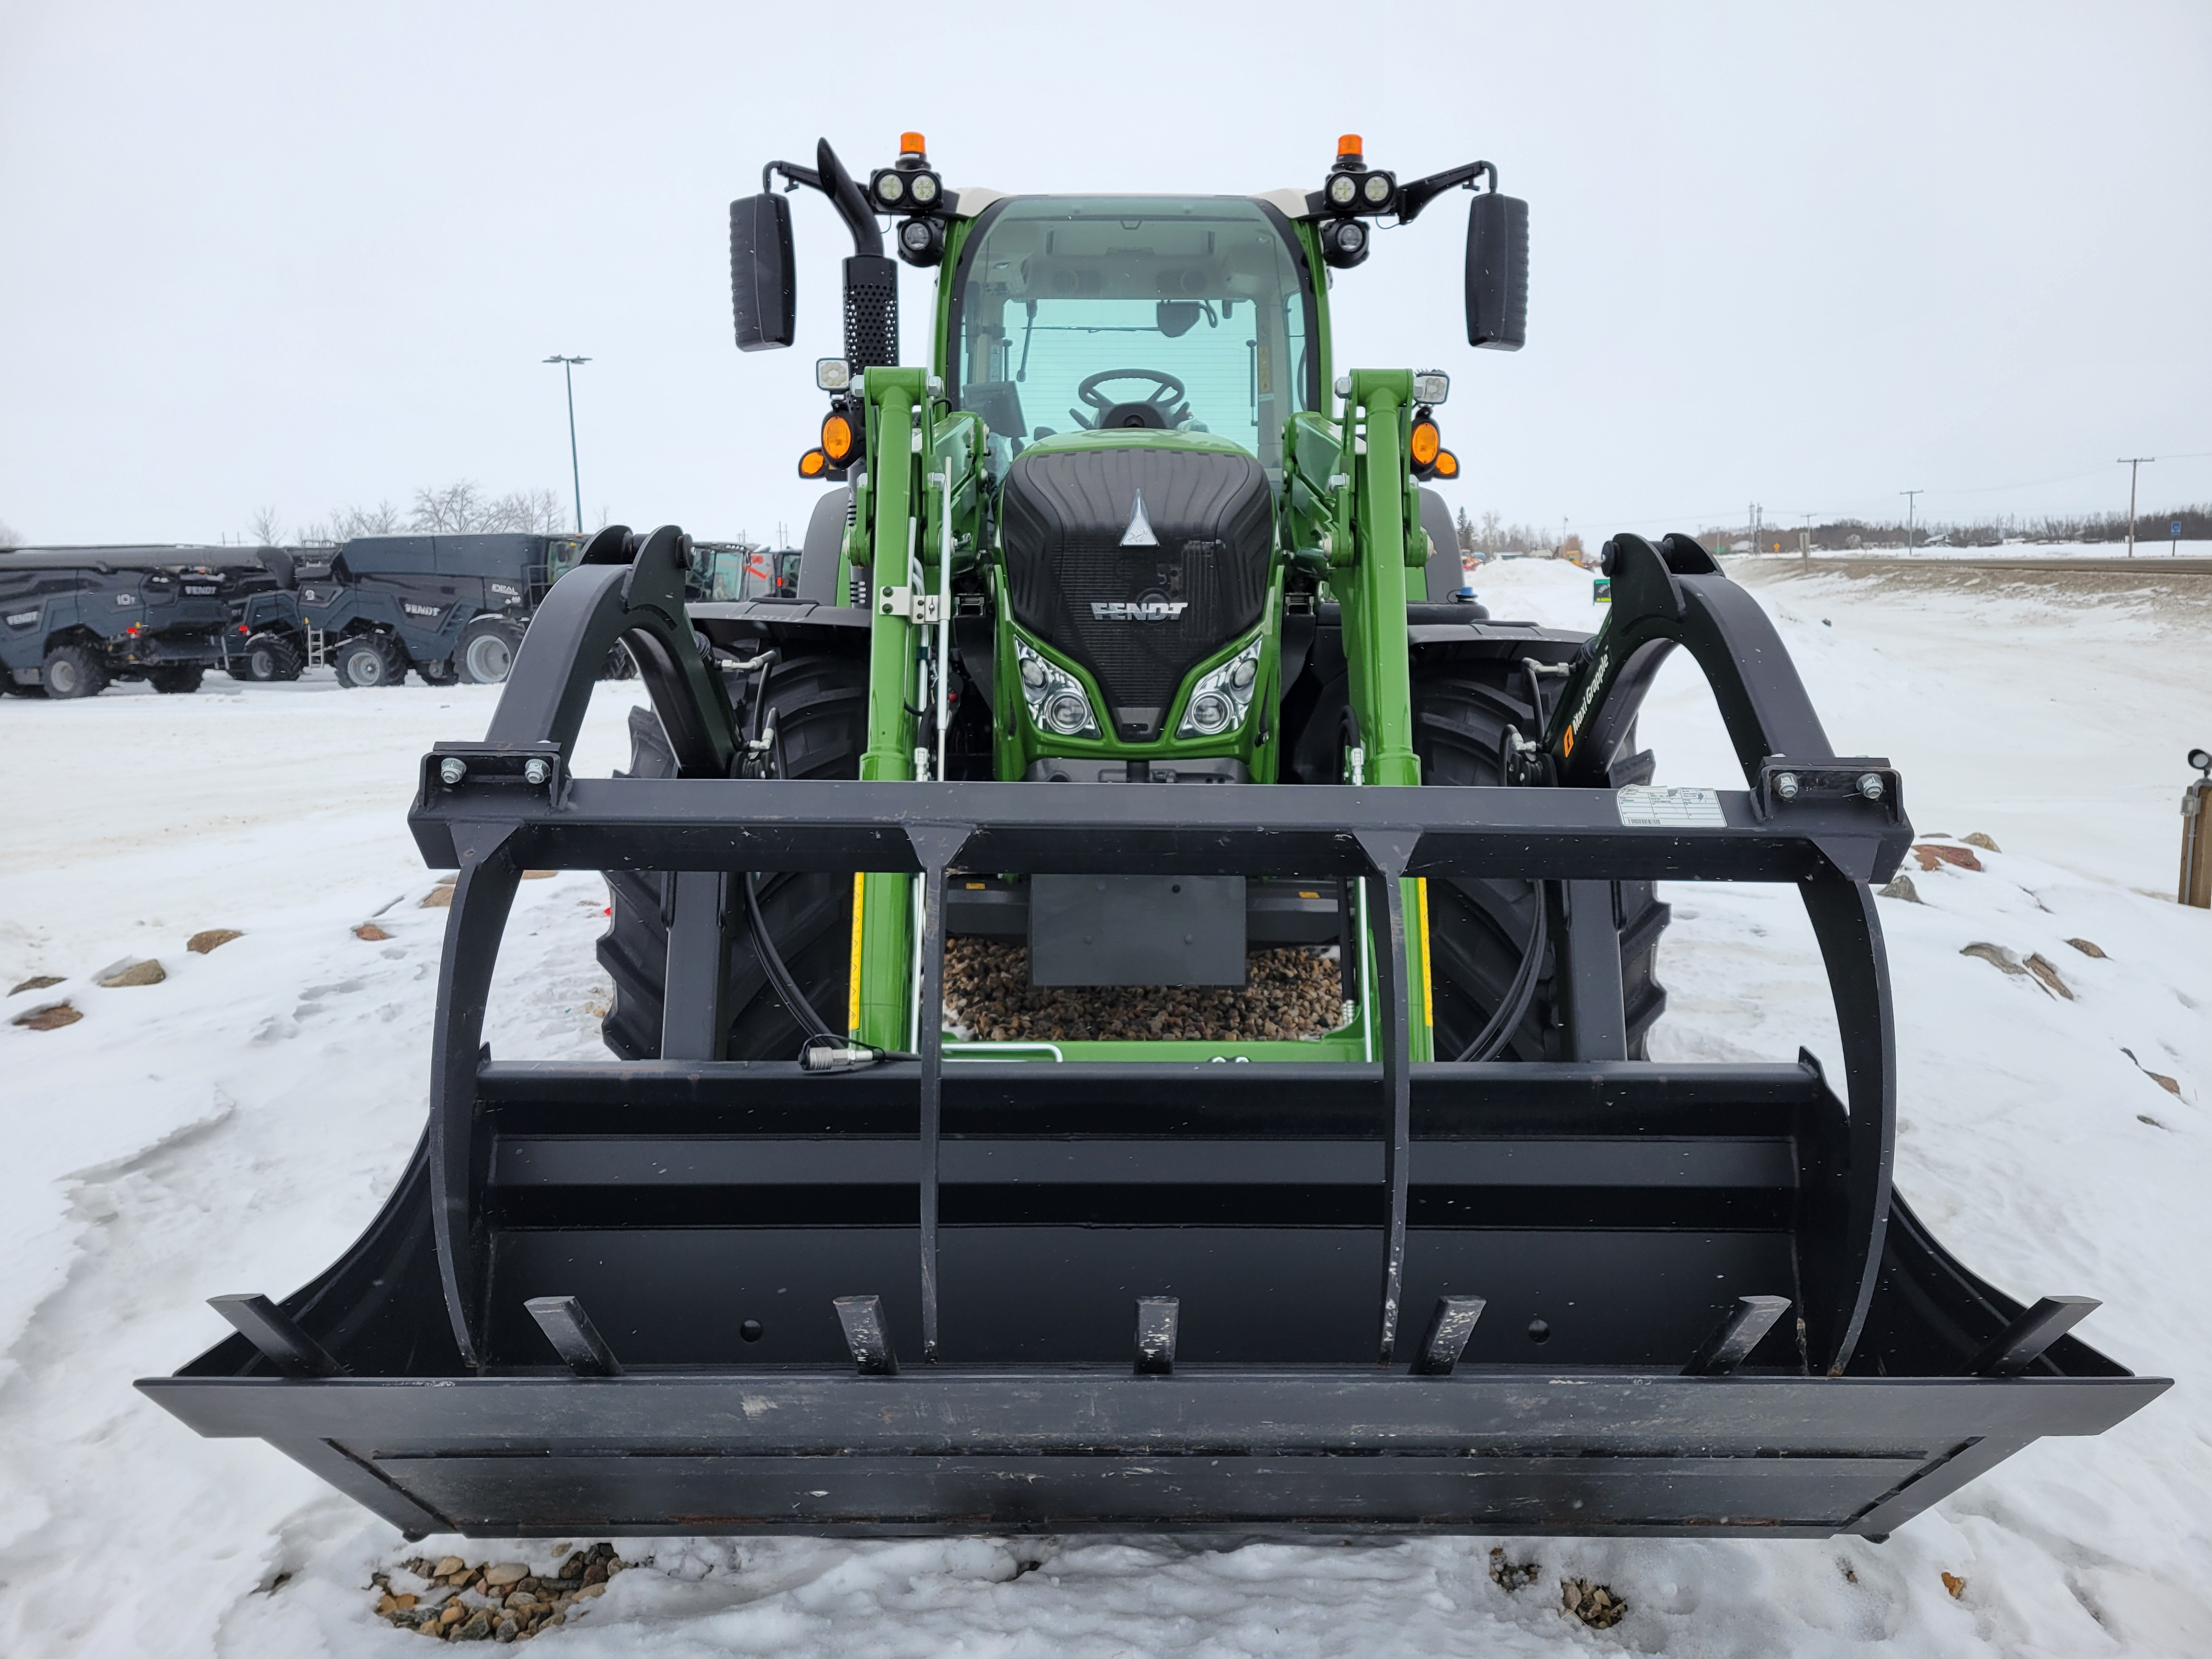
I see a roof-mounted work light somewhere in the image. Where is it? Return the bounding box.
[868,132,944,218]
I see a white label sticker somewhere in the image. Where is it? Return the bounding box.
[1618,786,1726,828]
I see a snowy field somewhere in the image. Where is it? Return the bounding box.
[1724,540,2212,563]
[3,558,2210,1656]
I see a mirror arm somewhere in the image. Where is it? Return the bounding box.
[764,160,822,195]
[1396,160,1498,225]
[758,145,881,260]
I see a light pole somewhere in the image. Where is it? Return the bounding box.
[544,356,591,533]
[1900,489,1922,555]
[2118,457,2154,557]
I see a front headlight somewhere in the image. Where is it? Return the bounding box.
[1013,637,1099,739]
[1177,635,1265,739]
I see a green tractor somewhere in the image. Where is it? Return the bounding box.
[142,134,2162,1541]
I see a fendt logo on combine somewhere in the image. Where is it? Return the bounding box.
[402,601,442,619]
[182,584,219,596]
[1091,599,1188,622]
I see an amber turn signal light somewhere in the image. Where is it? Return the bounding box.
[1431,448,1460,479]
[821,411,857,464]
[798,448,829,479]
[1409,416,1441,469]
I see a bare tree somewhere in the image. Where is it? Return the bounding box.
[298,500,403,544]
[0,518,19,551]
[481,486,566,533]
[247,505,285,546]
[410,481,487,534]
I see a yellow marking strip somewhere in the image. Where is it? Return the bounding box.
[1416,877,1435,1031]
[848,872,866,1037]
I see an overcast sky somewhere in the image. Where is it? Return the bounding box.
[3,1,2208,549]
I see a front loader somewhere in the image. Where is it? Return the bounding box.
[142,134,2164,1539]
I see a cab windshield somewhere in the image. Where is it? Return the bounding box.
[950,196,1317,479]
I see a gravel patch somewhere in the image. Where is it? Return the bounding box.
[370,1542,630,1641]
[944,939,1342,1043]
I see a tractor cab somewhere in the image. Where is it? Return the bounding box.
[946,194,1317,481]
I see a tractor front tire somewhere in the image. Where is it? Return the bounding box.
[41,643,108,700]
[332,634,406,689]
[597,650,868,1061]
[1412,657,1670,1060]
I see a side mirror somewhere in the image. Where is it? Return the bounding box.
[730,193,795,352]
[1465,192,1528,351]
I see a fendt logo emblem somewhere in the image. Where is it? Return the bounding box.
[1091,600,1188,623]
[403,602,442,618]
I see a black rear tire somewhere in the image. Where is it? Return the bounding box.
[148,664,205,695]
[597,650,870,1060]
[42,642,108,699]
[1412,656,1669,1060]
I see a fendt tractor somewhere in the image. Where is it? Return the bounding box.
[143,136,2163,1540]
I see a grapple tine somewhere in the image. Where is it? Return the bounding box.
[525,1295,623,1377]
[208,1294,345,1379]
[1135,1297,1180,1375]
[835,1296,899,1376]
[1969,1295,2099,1377]
[1409,1296,1487,1376]
[1683,1295,1791,1376]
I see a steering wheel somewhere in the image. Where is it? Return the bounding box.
[1073,368,1190,431]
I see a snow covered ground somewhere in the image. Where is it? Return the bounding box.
[1722,540,2212,562]
[3,561,2209,1656]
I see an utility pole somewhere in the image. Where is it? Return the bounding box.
[1901,489,1922,555]
[544,356,592,533]
[2118,457,2154,557]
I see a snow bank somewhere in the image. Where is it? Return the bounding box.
[3,582,2209,1656]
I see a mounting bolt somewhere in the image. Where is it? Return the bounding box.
[523,758,551,785]
[438,757,467,786]
[1856,772,1886,800]
[1773,771,1801,801]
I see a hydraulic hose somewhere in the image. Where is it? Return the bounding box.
[1455,883,1549,1062]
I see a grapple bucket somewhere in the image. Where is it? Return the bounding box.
[140,529,2165,1539]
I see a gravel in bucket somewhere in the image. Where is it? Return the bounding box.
[943,939,1342,1043]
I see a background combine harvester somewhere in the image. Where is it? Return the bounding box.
[0,545,281,697]
[140,134,2164,1539]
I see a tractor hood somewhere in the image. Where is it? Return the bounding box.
[1000,435,1272,743]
